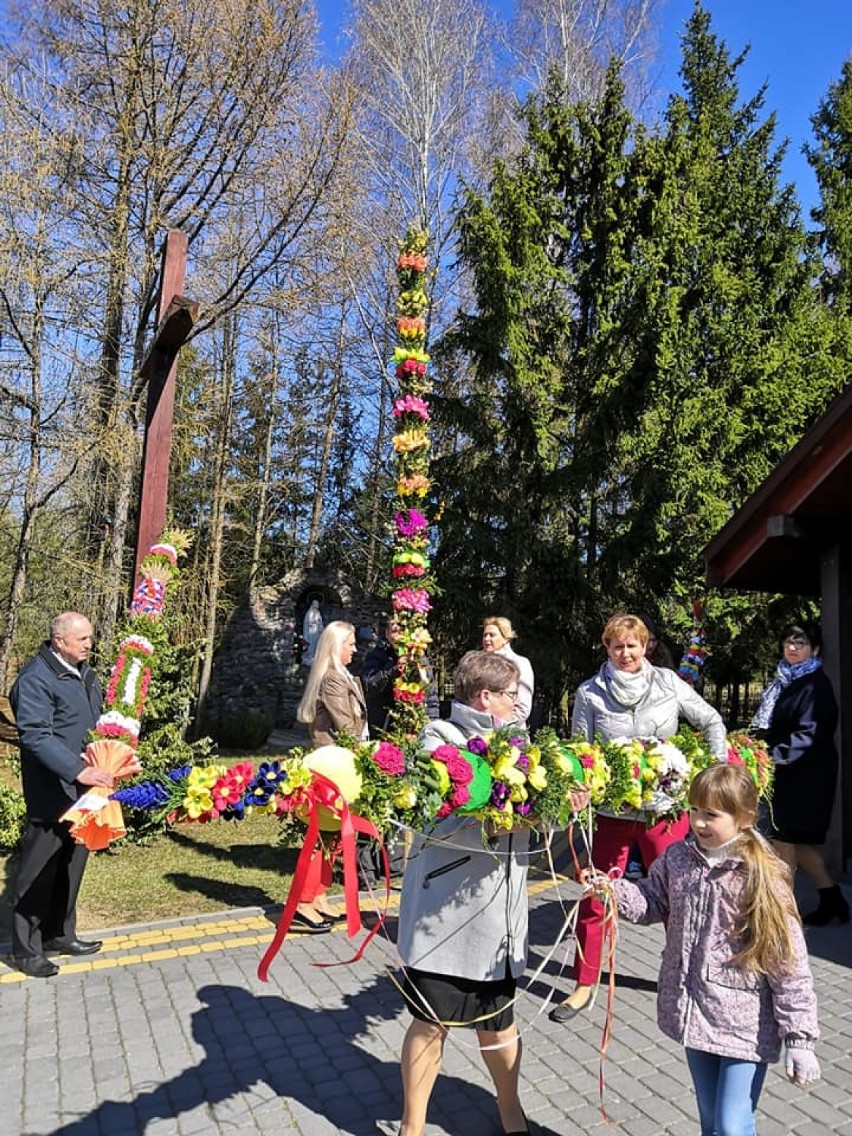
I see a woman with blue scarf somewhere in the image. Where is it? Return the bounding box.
[751,620,849,926]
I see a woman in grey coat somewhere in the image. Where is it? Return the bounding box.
[394,650,585,1136]
[550,613,727,1024]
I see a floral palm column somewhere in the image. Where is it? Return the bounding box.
[388,228,433,738]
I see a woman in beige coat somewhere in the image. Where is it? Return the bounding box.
[294,621,368,930]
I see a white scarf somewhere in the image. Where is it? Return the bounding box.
[604,658,653,709]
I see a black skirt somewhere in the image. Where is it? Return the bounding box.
[401,966,517,1031]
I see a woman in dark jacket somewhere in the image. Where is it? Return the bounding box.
[751,620,849,926]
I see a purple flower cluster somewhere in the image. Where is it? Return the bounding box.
[490,781,511,809]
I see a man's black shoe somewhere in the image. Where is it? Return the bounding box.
[42,937,103,956]
[16,954,60,978]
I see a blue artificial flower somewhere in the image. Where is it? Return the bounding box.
[111,781,170,811]
[244,761,287,807]
[220,800,247,821]
[168,765,192,782]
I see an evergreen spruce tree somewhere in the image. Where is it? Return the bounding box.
[807,59,852,313]
[434,5,847,701]
[617,5,847,632]
[433,63,644,698]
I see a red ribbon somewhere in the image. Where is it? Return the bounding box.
[257,771,390,981]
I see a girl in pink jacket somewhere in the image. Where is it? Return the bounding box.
[613,764,819,1136]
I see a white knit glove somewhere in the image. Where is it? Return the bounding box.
[785,1046,820,1085]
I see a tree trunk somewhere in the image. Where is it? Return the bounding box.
[0,291,44,688]
[304,318,344,569]
[248,342,279,597]
[196,320,236,724]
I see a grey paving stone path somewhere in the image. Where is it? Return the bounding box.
[1,871,850,1136]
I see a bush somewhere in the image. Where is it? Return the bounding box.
[0,784,26,851]
[208,708,275,751]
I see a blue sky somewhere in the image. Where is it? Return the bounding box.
[316,0,852,220]
[657,0,852,218]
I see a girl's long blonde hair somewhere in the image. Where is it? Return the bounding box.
[296,620,355,725]
[689,764,800,976]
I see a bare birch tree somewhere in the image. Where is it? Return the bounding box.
[0,66,96,686]
[315,0,499,589]
[0,0,352,653]
[508,0,660,106]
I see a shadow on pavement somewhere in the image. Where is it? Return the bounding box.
[39,972,565,1136]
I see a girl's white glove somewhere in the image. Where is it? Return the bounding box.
[785,1046,820,1085]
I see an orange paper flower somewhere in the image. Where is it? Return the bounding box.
[60,739,143,850]
[61,797,128,851]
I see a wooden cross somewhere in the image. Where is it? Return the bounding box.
[134,229,198,573]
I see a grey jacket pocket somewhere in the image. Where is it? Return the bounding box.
[423,855,471,887]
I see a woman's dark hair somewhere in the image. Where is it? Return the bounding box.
[779,620,822,652]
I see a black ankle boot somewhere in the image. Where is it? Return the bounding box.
[803,885,850,926]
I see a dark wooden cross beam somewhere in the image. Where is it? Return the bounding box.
[134,229,199,574]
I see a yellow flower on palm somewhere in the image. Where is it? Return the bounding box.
[393,784,418,810]
[491,805,515,830]
[285,762,312,791]
[429,760,451,795]
[188,765,224,791]
[589,773,609,797]
[185,784,213,818]
[555,752,575,775]
[492,756,526,786]
[392,429,430,453]
[527,763,547,791]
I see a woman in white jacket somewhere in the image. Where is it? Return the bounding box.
[482,616,534,726]
[550,613,727,1024]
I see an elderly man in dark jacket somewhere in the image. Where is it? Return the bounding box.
[10,612,112,977]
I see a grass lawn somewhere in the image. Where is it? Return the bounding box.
[0,753,309,941]
[0,814,304,940]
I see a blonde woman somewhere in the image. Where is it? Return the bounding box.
[297,620,368,747]
[294,621,368,931]
[481,616,534,726]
